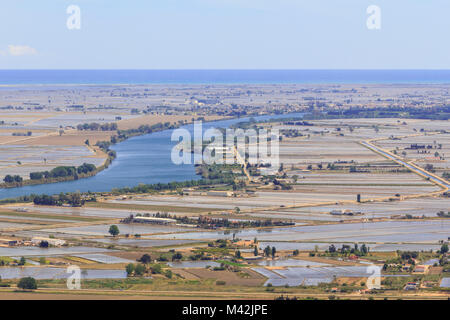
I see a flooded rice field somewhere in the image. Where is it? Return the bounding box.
[254,266,388,287]
[258,242,442,252]
[0,221,31,230]
[92,238,202,247]
[0,214,79,223]
[0,246,112,257]
[440,278,450,288]
[257,259,329,267]
[0,145,103,179]
[147,220,450,244]
[73,253,133,264]
[41,223,196,236]
[17,205,135,219]
[274,197,450,219]
[0,267,127,279]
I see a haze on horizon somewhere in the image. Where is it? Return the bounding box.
[0,0,449,70]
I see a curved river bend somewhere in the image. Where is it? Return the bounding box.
[0,113,305,200]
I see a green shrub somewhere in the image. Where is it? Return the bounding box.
[17,277,37,290]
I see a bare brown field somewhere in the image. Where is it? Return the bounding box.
[107,251,149,261]
[0,136,29,144]
[171,268,202,280]
[428,267,443,275]
[335,277,366,286]
[21,131,114,146]
[296,254,358,266]
[182,269,266,286]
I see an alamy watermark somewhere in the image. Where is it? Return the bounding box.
[366,5,381,30]
[64,5,381,31]
[66,265,81,289]
[366,265,381,289]
[67,5,81,30]
[171,121,280,172]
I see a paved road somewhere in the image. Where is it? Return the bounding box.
[361,141,449,189]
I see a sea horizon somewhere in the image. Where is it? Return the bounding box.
[0,69,450,86]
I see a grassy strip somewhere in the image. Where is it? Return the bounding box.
[64,256,97,265]
[0,210,105,222]
[217,260,248,268]
[154,242,208,250]
[0,217,51,225]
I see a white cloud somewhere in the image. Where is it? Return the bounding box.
[7,45,37,56]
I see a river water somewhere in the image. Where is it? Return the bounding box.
[0,112,304,200]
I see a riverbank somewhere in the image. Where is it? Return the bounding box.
[0,115,229,192]
[0,112,306,200]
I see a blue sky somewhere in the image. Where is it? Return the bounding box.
[0,0,449,69]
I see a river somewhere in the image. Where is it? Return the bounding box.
[0,112,305,200]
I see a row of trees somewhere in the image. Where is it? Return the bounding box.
[29,163,96,180]
[262,245,277,258]
[33,192,86,207]
[116,122,174,139]
[303,105,450,121]
[251,245,277,258]
[12,131,32,136]
[3,175,23,183]
[112,177,234,195]
[327,244,369,256]
[437,211,450,218]
[77,122,118,131]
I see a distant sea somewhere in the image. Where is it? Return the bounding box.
[0,70,449,85]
